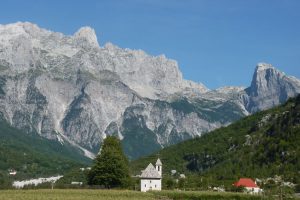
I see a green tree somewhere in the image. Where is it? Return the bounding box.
[87,136,131,188]
[164,177,176,189]
[178,178,186,190]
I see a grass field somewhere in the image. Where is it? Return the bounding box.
[0,189,278,200]
[0,189,161,200]
[152,190,273,200]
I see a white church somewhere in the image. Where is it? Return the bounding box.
[140,158,162,192]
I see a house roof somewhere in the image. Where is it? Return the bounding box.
[234,178,258,188]
[155,158,162,166]
[140,163,161,179]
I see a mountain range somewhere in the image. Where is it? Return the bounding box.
[0,22,299,159]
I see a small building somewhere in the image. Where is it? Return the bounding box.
[179,174,186,179]
[140,158,162,192]
[171,170,177,175]
[8,169,17,176]
[71,181,83,185]
[233,178,263,194]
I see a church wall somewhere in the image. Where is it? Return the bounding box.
[140,179,161,192]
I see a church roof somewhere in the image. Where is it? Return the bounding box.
[155,158,162,166]
[140,163,161,179]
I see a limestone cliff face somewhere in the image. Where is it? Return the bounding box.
[0,22,212,158]
[0,22,299,159]
[244,63,300,113]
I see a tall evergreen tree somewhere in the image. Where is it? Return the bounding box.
[87,136,131,188]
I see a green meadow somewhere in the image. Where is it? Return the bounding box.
[0,190,158,200]
[0,189,278,200]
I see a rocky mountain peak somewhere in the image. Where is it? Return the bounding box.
[256,62,275,71]
[244,63,300,112]
[250,63,281,95]
[249,63,292,97]
[0,22,51,38]
[74,26,99,47]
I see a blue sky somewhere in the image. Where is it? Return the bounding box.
[0,0,299,89]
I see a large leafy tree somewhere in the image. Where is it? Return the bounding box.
[87,136,131,188]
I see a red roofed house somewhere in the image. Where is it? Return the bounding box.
[233,178,263,194]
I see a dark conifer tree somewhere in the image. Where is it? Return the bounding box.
[88,136,131,188]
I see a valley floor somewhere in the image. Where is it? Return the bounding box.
[0,189,282,200]
[0,189,157,200]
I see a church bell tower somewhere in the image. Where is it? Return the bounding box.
[155,158,162,176]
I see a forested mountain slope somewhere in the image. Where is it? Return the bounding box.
[131,95,300,185]
[0,120,90,188]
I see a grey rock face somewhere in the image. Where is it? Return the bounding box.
[0,22,299,159]
[244,63,300,113]
[0,22,213,158]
